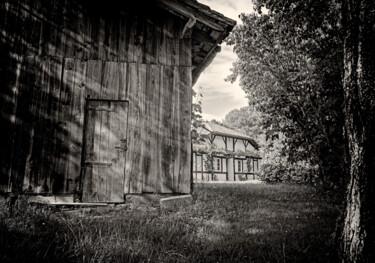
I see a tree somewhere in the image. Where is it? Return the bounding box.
[340,0,375,261]
[191,87,205,144]
[226,0,347,189]
[223,106,265,140]
[224,107,318,184]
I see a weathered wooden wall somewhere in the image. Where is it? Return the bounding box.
[0,0,192,195]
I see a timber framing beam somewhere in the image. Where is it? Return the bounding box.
[208,134,216,144]
[243,140,249,150]
[222,136,227,150]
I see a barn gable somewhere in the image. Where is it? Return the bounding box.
[0,0,235,201]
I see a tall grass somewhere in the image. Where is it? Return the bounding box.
[0,184,340,262]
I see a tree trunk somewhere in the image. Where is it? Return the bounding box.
[341,0,375,261]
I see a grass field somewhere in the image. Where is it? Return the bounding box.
[0,184,340,263]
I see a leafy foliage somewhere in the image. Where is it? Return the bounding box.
[191,87,206,144]
[226,0,347,189]
[223,106,265,140]
[223,107,318,184]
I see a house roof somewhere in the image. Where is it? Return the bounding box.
[156,0,237,85]
[203,122,260,149]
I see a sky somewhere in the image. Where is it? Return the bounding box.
[193,0,254,121]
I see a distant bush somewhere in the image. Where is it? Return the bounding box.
[260,161,318,185]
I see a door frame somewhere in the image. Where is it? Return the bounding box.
[78,97,130,202]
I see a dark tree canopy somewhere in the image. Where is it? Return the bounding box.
[226,0,347,189]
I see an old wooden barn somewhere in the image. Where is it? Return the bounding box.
[0,0,236,202]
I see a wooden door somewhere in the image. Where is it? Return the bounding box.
[81,99,129,202]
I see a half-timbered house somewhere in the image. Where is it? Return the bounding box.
[193,121,261,181]
[0,0,236,202]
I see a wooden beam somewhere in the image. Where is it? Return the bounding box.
[181,16,196,38]
[222,136,227,150]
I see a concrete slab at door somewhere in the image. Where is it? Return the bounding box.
[82,99,129,202]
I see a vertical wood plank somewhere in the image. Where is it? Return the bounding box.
[12,56,31,192]
[37,58,54,193]
[118,11,128,62]
[142,64,160,192]
[86,60,102,99]
[179,66,192,193]
[14,0,29,55]
[0,52,22,191]
[172,66,181,192]
[179,37,192,67]
[3,0,21,54]
[22,0,42,56]
[141,65,152,192]
[124,63,144,194]
[125,13,135,63]
[82,165,93,201]
[117,102,128,200]
[57,58,75,193]
[108,11,119,62]
[68,59,86,193]
[101,61,120,100]
[133,14,144,63]
[42,57,63,192]
[124,64,135,193]
[45,0,57,56]
[118,62,128,100]
[143,19,153,64]
[100,103,111,201]
[108,101,127,202]
[107,102,116,201]
[158,66,173,193]
[137,64,146,193]
[87,6,100,60]
[152,17,161,65]
[63,0,78,58]
[73,1,84,59]
[158,15,167,65]
[98,11,107,60]
[94,109,102,162]
[54,0,66,57]
[151,64,161,193]
[30,57,50,193]
[156,65,164,191]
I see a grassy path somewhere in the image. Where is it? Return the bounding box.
[1,184,340,262]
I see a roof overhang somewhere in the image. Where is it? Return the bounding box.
[156,0,236,85]
[203,123,260,149]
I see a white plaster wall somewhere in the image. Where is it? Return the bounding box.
[235,139,246,152]
[213,136,226,150]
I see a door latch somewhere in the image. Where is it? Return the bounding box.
[115,139,128,151]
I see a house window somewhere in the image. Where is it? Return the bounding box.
[254,159,258,172]
[238,160,242,172]
[214,157,222,171]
